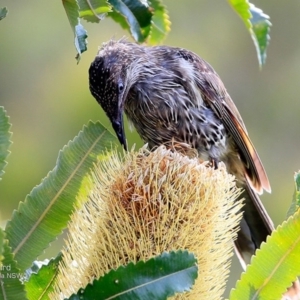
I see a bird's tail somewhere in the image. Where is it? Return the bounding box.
[234,181,300,299]
[234,180,273,268]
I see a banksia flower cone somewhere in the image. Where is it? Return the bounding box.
[53,145,243,299]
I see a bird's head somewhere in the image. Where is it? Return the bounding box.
[89,40,137,150]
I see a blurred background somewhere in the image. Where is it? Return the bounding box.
[0,0,299,297]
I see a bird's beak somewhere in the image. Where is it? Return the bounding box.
[112,111,127,151]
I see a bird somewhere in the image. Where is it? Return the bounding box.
[89,39,300,298]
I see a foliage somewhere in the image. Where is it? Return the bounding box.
[24,255,62,299]
[0,238,27,299]
[68,251,198,300]
[63,0,170,62]
[287,171,300,218]
[63,0,270,66]
[229,0,271,67]
[0,1,299,300]
[0,7,8,21]
[0,107,11,181]
[230,209,300,299]
[4,122,116,271]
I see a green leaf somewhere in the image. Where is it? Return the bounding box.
[0,228,5,265]
[0,240,27,300]
[230,209,300,300]
[68,250,198,299]
[5,121,117,272]
[25,259,50,280]
[228,1,271,67]
[108,0,152,42]
[147,0,171,45]
[121,0,152,28]
[0,7,8,21]
[78,0,112,23]
[74,23,88,62]
[228,0,252,29]
[287,171,300,218]
[249,4,271,66]
[62,0,88,62]
[25,254,62,299]
[0,107,12,181]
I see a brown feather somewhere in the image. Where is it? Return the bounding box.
[222,101,271,194]
[89,40,300,298]
[190,54,271,194]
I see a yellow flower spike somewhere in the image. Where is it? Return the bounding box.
[52,145,243,300]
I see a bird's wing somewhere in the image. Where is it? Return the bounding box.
[182,50,271,194]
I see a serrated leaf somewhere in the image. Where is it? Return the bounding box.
[0,240,27,300]
[5,121,117,272]
[68,250,198,300]
[62,0,88,62]
[228,0,252,28]
[109,10,129,31]
[230,209,300,300]
[120,0,152,28]
[24,259,50,281]
[0,228,4,265]
[228,0,271,67]
[147,0,171,45]
[287,171,300,218]
[108,0,152,42]
[74,23,88,62]
[0,7,8,21]
[249,4,271,66]
[78,0,112,23]
[0,107,12,181]
[25,254,62,300]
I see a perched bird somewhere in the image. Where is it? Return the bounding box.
[89,39,300,298]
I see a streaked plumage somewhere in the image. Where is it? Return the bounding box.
[89,39,300,298]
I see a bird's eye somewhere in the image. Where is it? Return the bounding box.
[118,82,124,93]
